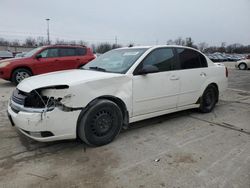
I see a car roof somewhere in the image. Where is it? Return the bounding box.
[120,45,199,51]
[43,45,87,48]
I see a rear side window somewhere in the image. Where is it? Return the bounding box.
[76,48,87,56]
[199,54,207,67]
[177,48,207,69]
[141,48,175,72]
[59,48,76,57]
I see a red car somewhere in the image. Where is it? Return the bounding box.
[0,45,95,84]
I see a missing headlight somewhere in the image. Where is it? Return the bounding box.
[24,89,58,110]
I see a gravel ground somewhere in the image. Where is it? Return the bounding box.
[0,66,249,188]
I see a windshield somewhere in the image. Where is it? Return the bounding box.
[24,47,44,57]
[83,48,148,73]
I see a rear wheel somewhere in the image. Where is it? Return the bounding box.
[78,99,123,146]
[199,85,217,113]
[11,68,32,85]
[238,63,247,70]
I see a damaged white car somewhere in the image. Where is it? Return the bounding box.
[7,45,228,146]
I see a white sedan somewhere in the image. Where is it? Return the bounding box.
[8,45,228,146]
[235,56,250,70]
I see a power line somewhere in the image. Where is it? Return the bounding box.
[0,31,160,45]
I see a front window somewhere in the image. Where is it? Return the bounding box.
[83,48,148,73]
[141,48,175,72]
[24,47,44,57]
[39,48,59,58]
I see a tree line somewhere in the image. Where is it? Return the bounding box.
[167,37,250,54]
[0,36,249,54]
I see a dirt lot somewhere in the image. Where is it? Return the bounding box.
[0,66,249,188]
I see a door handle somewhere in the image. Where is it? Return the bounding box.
[76,58,80,60]
[54,59,59,62]
[200,72,207,77]
[170,75,179,80]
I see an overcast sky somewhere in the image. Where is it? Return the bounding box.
[0,0,249,46]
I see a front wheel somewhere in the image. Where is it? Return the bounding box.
[11,68,32,85]
[78,99,123,146]
[199,85,217,113]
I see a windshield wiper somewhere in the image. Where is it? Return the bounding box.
[88,66,106,72]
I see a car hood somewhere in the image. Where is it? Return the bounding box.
[0,57,29,64]
[17,69,124,93]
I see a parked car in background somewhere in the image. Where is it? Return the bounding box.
[207,53,245,62]
[7,45,228,146]
[235,55,250,70]
[0,51,13,60]
[15,52,26,58]
[245,55,250,59]
[0,45,95,84]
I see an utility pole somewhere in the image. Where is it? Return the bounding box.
[46,18,50,45]
[115,36,117,46]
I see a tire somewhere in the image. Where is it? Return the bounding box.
[78,99,123,146]
[199,85,217,113]
[238,63,247,70]
[11,68,32,85]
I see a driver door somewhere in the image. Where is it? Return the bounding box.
[33,48,60,74]
[132,48,180,116]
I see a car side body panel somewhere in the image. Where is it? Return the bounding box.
[132,70,180,116]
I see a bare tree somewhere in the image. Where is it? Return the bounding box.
[96,43,112,54]
[166,40,174,45]
[174,37,185,46]
[55,38,66,45]
[112,43,122,49]
[197,42,208,52]
[0,38,9,46]
[77,40,88,46]
[24,37,37,47]
[36,36,46,46]
[10,39,21,46]
[185,37,193,47]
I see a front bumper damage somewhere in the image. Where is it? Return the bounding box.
[7,87,82,142]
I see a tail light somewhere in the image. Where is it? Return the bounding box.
[225,67,228,78]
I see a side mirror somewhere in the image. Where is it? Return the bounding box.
[36,54,42,59]
[138,65,159,75]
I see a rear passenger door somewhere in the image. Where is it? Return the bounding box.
[58,48,79,70]
[75,47,92,66]
[132,48,180,116]
[176,48,208,106]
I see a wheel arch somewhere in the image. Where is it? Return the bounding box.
[11,66,34,78]
[196,82,219,104]
[76,95,129,139]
